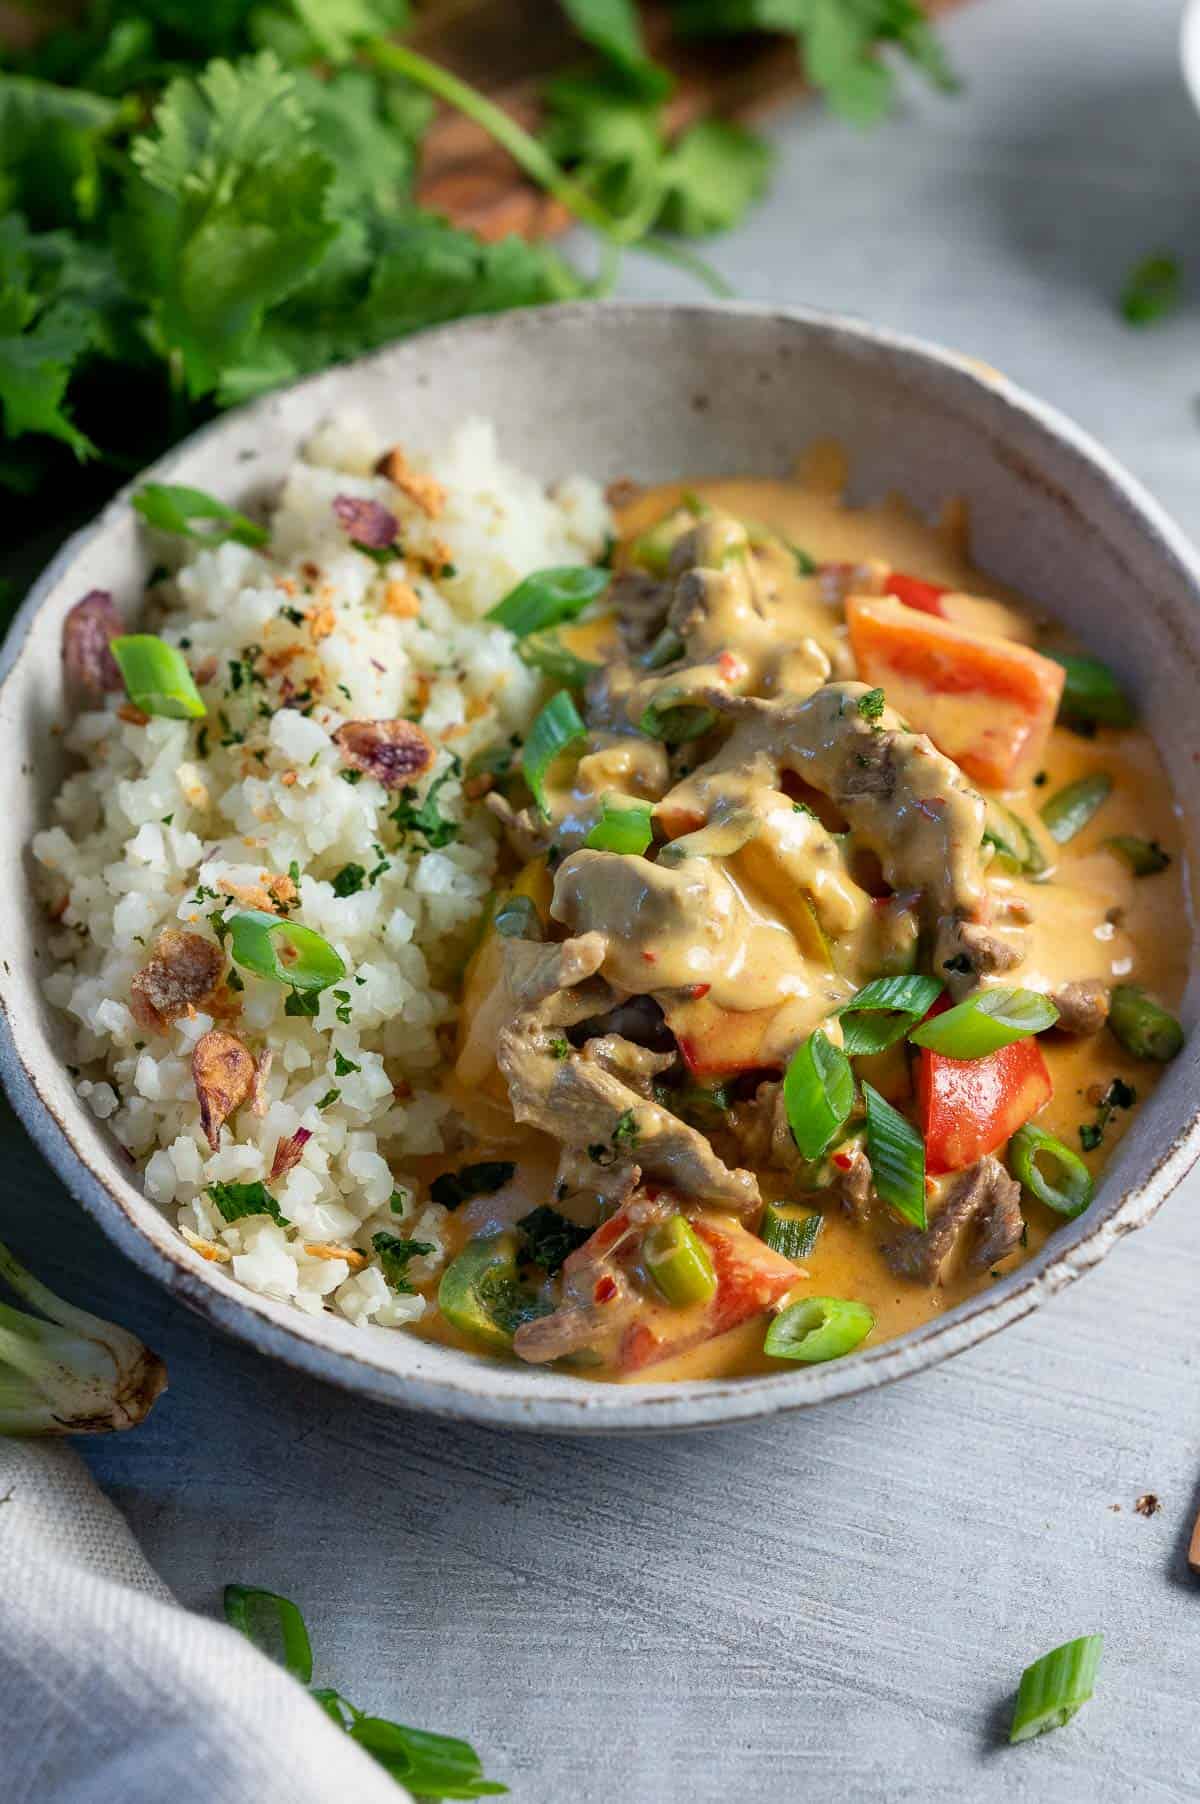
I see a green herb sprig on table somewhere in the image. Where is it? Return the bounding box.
[0,1,954,524]
[224,1584,507,1797]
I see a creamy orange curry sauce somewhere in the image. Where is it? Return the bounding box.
[416,450,1190,1383]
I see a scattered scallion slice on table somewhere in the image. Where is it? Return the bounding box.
[1105,835,1170,876]
[584,796,654,855]
[760,1205,823,1262]
[1040,773,1112,844]
[523,690,587,814]
[863,1082,926,1229]
[764,1296,874,1364]
[223,1585,313,1682]
[1009,1124,1094,1218]
[838,974,944,1056]
[783,1030,855,1161]
[486,565,609,637]
[644,1215,717,1307]
[1108,984,1185,1062]
[909,987,1059,1058]
[228,911,346,992]
[110,635,206,720]
[1009,1635,1103,1743]
[1047,652,1135,727]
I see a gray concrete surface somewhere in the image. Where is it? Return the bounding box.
[8,0,1200,1796]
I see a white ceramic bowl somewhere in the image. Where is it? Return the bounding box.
[2,302,1199,1432]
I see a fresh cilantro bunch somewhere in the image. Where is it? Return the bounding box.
[0,0,953,522]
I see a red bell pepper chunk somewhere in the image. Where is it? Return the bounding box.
[917,1035,1053,1174]
[886,571,949,616]
[617,1216,798,1372]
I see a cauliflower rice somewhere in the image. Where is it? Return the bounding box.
[34,415,610,1329]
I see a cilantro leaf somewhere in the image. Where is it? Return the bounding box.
[371,1231,435,1294]
[133,481,270,547]
[207,1179,289,1226]
[0,74,123,229]
[516,1206,591,1276]
[558,0,672,99]
[390,757,462,850]
[116,52,339,399]
[656,118,772,236]
[0,217,97,465]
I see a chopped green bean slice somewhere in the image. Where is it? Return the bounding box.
[1048,652,1135,727]
[1040,773,1112,844]
[1108,985,1184,1062]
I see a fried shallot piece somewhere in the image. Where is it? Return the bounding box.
[333,718,435,788]
[130,931,224,1033]
[63,590,124,696]
[192,1029,255,1151]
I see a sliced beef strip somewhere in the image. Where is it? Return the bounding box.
[496,936,760,1213]
[612,570,672,654]
[934,916,1024,996]
[1049,979,1110,1036]
[884,1155,1024,1284]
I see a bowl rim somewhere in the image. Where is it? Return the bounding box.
[3,296,1200,1434]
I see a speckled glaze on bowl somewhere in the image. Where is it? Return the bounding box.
[2,302,1198,1432]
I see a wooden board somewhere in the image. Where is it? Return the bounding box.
[411,0,970,241]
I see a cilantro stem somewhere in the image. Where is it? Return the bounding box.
[363,40,618,238]
[639,233,733,298]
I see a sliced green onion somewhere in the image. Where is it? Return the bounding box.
[493,894,542,940]
[839,974,944,1056]
[133,482,270,549]
[1009,1635,1103,1743]
[1009,1125,1095,1219]
[1108,984,1184,1062]
[1048,651,1135,727]
[641,626,684,670]
[223,1585,313,1683]
[910,987,1059,1059]
[1040,773,1112,844]
[783,1030,855,1162]
[983,798,1047,876]
[523,690,587,815]
[347,1714,506,1797]
[639,696,717,743]
[517,628,599,688]
[863,1082,926,1229]
[486,565,609,637]
[584,796,653,855]
[760,1204,822,1262]
[764,1296,874,1363]
[110,635,206,720]
[644,1215,717,1307]
[228,910,346,992]
[1105,835,1170,876]
[630,511,689,577]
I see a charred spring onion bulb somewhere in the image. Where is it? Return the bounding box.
[764,1296,875,1363]
[110,634,206,719]
[0,1236,166,1435]
[228,910,346,992]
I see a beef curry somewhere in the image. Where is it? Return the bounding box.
[417,453,1189,1383]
